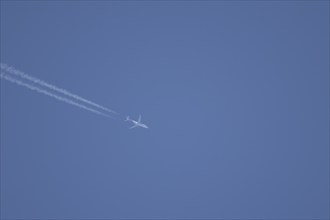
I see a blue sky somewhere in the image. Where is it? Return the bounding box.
[1,1,329,219]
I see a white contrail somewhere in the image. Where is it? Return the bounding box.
[0,63,118,115]
[0,72,113,119]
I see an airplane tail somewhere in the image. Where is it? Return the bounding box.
[125,116,130,121]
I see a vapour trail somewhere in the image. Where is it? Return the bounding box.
[0,63,118,115]
[0,72,113,119]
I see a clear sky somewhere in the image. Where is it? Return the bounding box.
[1,1,329,219]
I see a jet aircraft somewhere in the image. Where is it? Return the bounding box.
[125,115,148,129]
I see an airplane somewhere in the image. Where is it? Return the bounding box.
[125,115,149,129]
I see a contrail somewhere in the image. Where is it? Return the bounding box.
[0,63,118,115]
[0,72,113,119]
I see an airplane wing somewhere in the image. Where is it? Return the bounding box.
[130,124,139,129]
[138,114,142,122]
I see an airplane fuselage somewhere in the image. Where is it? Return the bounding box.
[131,120,148,128]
